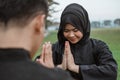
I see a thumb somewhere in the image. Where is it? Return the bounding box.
[65,41,71,54]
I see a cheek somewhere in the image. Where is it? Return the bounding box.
[34,29,44,53]
[40,26,45,42]
[39,30,44,46]
[63,32,68,38]
[77,32,83,39]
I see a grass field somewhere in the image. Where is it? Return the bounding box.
[91,28,120,80]
[34,27,120,80]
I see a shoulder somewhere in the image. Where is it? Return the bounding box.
[90,38,108,48]
[26,62,74,80]
[89,38,110,53]
[37,64,73,80]
[90,38,111,54]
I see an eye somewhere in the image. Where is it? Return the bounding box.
[64,29,69,32]
[73,29,79,32]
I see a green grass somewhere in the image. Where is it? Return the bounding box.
[34,27,120,80]
[44,31,58,43]
[91,28,120,80]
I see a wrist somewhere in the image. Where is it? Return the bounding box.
[69,64,79,73]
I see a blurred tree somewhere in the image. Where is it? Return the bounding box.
[91,21,101,28]
[46,0,59,29]
[114,18,120,26]
[103,20,112,27]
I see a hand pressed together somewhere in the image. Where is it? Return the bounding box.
[36,41,79,73]
[57,41,79,73]
[36,42,54,68]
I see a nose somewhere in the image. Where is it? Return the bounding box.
[69,31,75,37]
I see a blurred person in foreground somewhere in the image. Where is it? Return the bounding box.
[36,3,118,80]
[0,0,74,80]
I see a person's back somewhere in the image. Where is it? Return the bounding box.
[0,0,73,80]
[0,49,73,80]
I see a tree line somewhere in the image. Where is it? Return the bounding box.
[91,18,120,28]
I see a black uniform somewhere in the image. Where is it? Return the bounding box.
[52,39,117,80]
[52,3,117,80]
[0,48,73,80]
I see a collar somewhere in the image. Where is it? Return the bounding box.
[0,48,30,61]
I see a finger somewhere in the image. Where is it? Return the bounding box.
[40,44,45,62]
[48,41,52,54]
[65,41,74,69]
[38,59,46,67]
[65,41,71,54]
[44,42,49,60]
[36,59,40,63]
[36,58,43,65]
[62,54,67,70]
[63,41,68,69]
[46,42,51,54]
[44,42,53,62]
[64,41,68,55]
[43,42,55,68]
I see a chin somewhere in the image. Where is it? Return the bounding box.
[70,41,78,44]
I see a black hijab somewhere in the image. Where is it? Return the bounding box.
[57,3,90,46]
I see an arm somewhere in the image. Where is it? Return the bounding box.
[52,40,117,80]
[35,42,74,80]
[79,40,117,80]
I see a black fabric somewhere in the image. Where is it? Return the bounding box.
[0,48,30,61]
[53,3,117,80]
[0,48,74,80]
[52,39,117,80]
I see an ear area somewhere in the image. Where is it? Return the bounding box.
[33,14,46,34]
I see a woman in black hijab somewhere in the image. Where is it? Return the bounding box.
[52,3,117,80]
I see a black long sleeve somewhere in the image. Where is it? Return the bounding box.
[52,39,117,80]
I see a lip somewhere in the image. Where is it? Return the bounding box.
[69,38,76,42]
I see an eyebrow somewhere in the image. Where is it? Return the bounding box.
[64,27,77,30]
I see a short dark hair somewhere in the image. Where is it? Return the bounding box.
[0,0,48,25]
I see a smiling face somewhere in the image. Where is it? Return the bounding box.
[63,24,83,44]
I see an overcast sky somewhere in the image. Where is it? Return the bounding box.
[51,0,120,22]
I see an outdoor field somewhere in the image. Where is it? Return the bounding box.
[34,27,120,80]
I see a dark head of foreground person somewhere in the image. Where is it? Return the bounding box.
[0,0,74,80]
[52,3,118,80]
